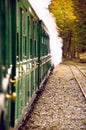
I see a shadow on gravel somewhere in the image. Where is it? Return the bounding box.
[18,68,54,130]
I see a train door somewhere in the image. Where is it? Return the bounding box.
[15,1,30,125]
[0,1,10,129]
[29,15,39,96]
[10,0,17,128]
[0,0,17,129]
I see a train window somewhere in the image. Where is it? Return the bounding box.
[44,33,47,55]
[34,40,36,57]
[43,32,46,56]
[41,35,43,56]
[27,16,30,59]
[34,22,36,57]
[29,16,33,58]
[22,9,27,60]
[16,33,19,61]
[23,36,27,59]
[20,7,22,61]
[30,38,32,58]
[4,0,12,66]
[30,18,32,37]
[35,22,38,57]
[25,36,27,57]
[22,10,27,35]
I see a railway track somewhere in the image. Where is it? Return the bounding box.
[18,63,86,130]
[69,65,86,99]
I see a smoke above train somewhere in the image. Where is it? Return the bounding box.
[29,0,63,66]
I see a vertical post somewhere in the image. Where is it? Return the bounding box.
[0,0,5,91]
[20,7,22,61]
[38,20,42,88]
[10,0,16,127]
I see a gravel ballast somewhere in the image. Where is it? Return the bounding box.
[20,63,86,130]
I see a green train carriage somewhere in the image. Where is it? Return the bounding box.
[0,0,51,129]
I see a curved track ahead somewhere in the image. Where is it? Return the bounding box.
[69,65,86,99]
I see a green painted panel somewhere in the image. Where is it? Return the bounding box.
[20,7,22,61]
[27,16,30,59]
[10,0,17,127]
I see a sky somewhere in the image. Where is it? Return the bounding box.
[29,0,63,66]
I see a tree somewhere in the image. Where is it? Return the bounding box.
[49,0,86,59]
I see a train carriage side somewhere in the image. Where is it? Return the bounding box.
[15,1,51,128]
[15,1,51,127]
[0,0,51,129]
[0,0,17,129]
[37,20,51,88]
[15,0,40,127]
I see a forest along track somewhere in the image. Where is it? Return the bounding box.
[69,65,86,99]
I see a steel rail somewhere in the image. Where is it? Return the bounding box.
[75,65,86,78]
[69,65,86,99]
